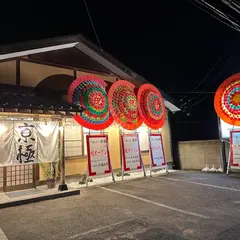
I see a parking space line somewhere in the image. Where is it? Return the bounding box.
[157,177,240,192]
[69,218,135,239]
[100,187,210,219]
[0,228,8,240]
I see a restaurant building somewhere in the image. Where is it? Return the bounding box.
[0,34,180,192]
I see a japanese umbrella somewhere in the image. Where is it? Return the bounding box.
[214,73,240,126]
[67,75,113,130]
[108,80,143,130]
[137,83,166,130]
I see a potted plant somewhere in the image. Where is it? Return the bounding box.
[45,166,56,189]
[40,162,56,189]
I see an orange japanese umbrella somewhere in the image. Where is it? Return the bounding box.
[137,84,166,129]
[108,80,143,130]
[68,75,113,130]
[214,73,240,126]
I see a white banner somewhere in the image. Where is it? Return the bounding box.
[14,121,37,165]
[0,122,15,166]
[231,131,240,166]
[86,135,111,176]
[121,134,142,171]
[149,133,166,167]
[0,120,59,166]
[36,121,59,163]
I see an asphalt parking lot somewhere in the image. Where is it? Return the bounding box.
[1,171,240,240]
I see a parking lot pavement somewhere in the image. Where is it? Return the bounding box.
[0,171,240,239]
[158,171,240,190]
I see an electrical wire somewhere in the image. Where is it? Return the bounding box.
[188,0,240,33]
[187,95,209,108]
[183,56,231,110]
[222,0,240,15]
[180,56,223,104]
[197,0,240,31]
[83,0,102,50]
[181,56,231,109]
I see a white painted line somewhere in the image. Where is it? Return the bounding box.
[0,228,8,240]
[157,177,240,192]
[69,218,135,239]
[100,187,210,219]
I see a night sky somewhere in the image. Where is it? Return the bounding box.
[1,0,240,140]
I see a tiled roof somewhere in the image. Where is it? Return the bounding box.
[0,93,84,113]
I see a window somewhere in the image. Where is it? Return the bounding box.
[64,118,83,157]
[83,127,104,155]
[122,124,150,152]
[137,124,149,151]
[64,119,104,158]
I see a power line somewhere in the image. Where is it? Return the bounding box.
[187,95,209,108]
[197,0,240,30]
[180,92,210,111]
[221,0,240,15]
[180,56,223,104]
[198,0,239,30]
[84,0,102,50]
[169,91,215,94]
[181,56,231,108]
[188,0,240,33]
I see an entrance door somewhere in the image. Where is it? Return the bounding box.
[4,165,36,191]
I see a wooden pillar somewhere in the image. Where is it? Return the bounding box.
[58,118,68,191]
[3,166,7,192]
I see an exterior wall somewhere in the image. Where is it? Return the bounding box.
[64,124,122,177]
[0,60,118,87]
[63,117,172,177]
[19,62,117,87]
[0,60,16,85]
[20,61,74,87]
[178,140,222,170]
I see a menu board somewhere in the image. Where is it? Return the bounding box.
[86,135,111,176]
[230,130,240,167]
[149,133,166,167]
[121,134,142,171]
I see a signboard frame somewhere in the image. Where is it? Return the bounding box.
[86,134,115,183]
[227,130,240,174]
[149,133,168,176]
[120,133,146,180]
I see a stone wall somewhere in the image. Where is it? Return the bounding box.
[178,140,222,170]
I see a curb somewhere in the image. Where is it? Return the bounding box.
[0,189,80,209]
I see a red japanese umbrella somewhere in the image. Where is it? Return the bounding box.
[214,73,240,126]
[67,75,113,130]
[137,83,166,130]
[108,80,143,130]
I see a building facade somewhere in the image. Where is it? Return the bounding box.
[0,35,179,191]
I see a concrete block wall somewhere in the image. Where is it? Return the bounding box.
[178,140,222,170]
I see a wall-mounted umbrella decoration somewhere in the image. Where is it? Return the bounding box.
[68,75,113,130]
[108,80,143,130]
[214,73,240,126]
[137,84,166,129]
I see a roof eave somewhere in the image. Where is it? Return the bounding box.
[0,34,81,60]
